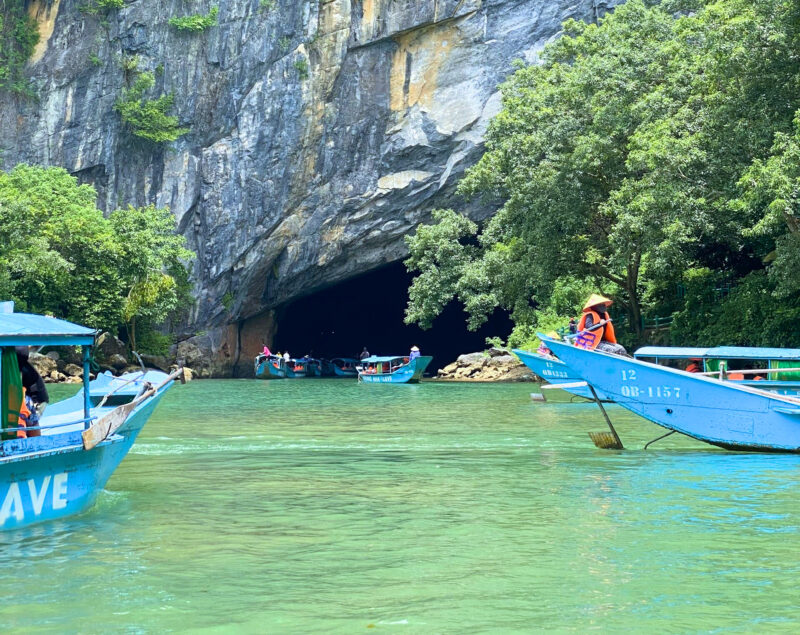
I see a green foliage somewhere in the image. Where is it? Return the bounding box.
[89,53,102,67]
[169,7,219,32]
[259,0,276,12]
[278,36,291,52]
[294,57,309,80]
[0,1,40,95]
[81,0,125,15]
[114,71,189,143]
[0,165,195,344]
[221,291,233,311]
[405,0,800,347]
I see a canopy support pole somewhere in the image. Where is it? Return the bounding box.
[82,346,92,429]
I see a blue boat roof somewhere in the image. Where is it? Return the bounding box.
[361,356,407,363]
[0,304,96,346]
[634,346,800,361]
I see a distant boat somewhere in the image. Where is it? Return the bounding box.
[254,354,286,379]
[0,302,180,530]
[513,348,612,402]
[546,337,800,452]
[357,355,432,384]
[330,357,359,377]
[285,358,309,378]
[305,358,323,377]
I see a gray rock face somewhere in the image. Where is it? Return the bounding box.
[2,0,618,375]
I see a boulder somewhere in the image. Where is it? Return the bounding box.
[487,347,510,358]
[108,354,128,371]
[63,363,83,377]
[45,351,60,362]
[457,352,486,365]
[441,362,459,375]
[488,354,517,367]
[96,332,127,362]
[141,353,171,372]
[65,376,82,384]
[183,367,194,382]
[29,353,57,378]
[122,365,143,375]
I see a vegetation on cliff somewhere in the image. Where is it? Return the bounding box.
[115,69,189,143]
[405,0,800,348]
[0,165,194,353]
[0,0,39,95]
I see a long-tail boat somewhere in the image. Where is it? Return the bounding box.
[545,337,800,452]
[254,354,286,379]
[0,302,180,529]
[357,355,432,384]
[330,357,359,377]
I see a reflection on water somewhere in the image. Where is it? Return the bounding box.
[2,379,799,632]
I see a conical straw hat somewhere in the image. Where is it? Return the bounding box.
[582,294,613,311]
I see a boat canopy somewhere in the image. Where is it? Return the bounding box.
[360,356,406,363]
[634,346,800,361]
[0,303,96,347]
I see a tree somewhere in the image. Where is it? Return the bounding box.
[0,165,194,349]
[405,0,800,346]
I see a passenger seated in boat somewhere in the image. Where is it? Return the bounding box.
[409,346,421,361]
[577,294,627,356]
[16,346,47,437]
[686,359,702,373]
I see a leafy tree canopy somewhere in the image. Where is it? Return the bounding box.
[0,165,195,351]
[405,0,800,348]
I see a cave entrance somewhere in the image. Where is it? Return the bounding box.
[273,262,513,372]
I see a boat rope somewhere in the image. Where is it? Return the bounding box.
[644,429,676,450]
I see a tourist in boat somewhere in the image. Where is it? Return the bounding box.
[283,351,291,361]
[16,346,47,437]
[409,346,421,361]
[262,345,271,356]
[359,346,370,361]
[577,294,627,356]
[569,317,577,334]
[686,359,702,373]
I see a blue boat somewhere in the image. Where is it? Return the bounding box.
[304,358,323,377]
[285,358,309,378]
[513,348,612,402]
[545,337,800,452]
[1,302,180,530]
[330,357,359,378]
[357,355,433,384]
[254,354,286,379]
[634,346,800,397]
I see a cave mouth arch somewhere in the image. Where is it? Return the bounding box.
[273,262,513,373]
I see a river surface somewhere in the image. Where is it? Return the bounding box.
[2,379,799,633]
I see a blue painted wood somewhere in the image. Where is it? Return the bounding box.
[358,356,432,384]
[546,338,800,452]
[254,355,286,379]
[0,379,172,529]
[513,349,612,402]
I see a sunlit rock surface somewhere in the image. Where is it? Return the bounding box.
[2,0,618,375]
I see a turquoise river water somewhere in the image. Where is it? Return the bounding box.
[1,378,799,633]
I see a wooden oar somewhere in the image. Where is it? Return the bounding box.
[82,367,185,451]
[587,384,623,450]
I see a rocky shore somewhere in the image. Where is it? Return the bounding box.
[436,349,535,382]
[27,332,193,384]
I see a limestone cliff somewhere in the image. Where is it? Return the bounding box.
[1,0,617,375]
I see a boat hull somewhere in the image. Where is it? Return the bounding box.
[358,356,432,384]
[546,339,800,452]
[255,357,286,379]
[513,349,612,402]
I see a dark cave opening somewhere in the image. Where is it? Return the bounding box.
[274,262,514,372]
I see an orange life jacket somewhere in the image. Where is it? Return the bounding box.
[577,310,617,350]
[686,362,702,373]
[16,387,31,439]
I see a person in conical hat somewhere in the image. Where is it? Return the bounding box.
[409,345,421,361]
[576,293,627,356]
